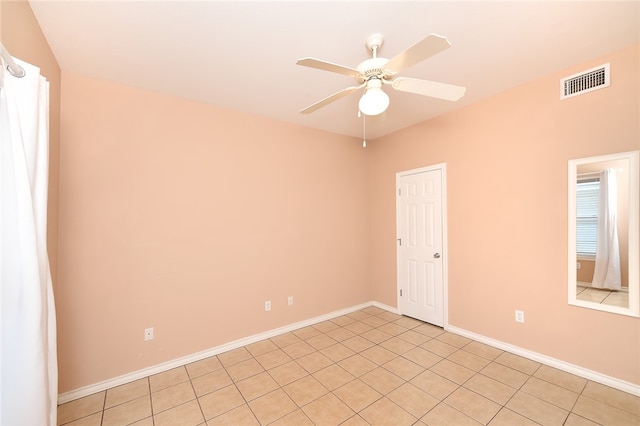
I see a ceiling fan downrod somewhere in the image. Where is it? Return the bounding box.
[365,33,384,59]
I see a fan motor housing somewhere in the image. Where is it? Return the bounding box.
[356,57,391,81]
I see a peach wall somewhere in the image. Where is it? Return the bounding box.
[9,1,639,392]
[577,260,596,284]
[1,0,61,284]
[57,72,370,392]
[369,44,640,385]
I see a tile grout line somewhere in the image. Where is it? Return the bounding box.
[186,369,207,426]
[58,309,639,426]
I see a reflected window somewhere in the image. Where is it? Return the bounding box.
[576,178,599,258]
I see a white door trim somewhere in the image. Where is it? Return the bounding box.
[396,163,448,328]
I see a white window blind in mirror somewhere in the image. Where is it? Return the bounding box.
[576,178,599,257]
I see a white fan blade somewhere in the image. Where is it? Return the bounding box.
[300,84,364,114]
[296,58,362,79]
[385,34,451,74]
[392,77,466,101]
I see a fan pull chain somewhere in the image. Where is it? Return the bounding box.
[359,110,367,148]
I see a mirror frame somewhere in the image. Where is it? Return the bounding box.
[568,150,639,317]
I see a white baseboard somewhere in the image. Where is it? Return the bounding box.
[58,301,383,404]
[369,300,397,314]
[59,302,639,403]
[445,324,640,397]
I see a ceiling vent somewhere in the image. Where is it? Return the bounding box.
[561,63,610,100]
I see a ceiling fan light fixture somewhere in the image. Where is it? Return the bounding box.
[297,33,466,117]
[359,78,389,116]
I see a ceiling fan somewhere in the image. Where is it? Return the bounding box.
[296,33,466,116]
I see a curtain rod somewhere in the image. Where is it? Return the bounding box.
[0,43,26,78]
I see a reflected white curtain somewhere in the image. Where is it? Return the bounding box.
[1,56,57,425]
[591,168,622,290]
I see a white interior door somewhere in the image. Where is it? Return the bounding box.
[397,166,445,326]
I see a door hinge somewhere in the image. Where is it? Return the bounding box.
[398,188,401,196]
[397,238,402,246]
[400,289,403,296]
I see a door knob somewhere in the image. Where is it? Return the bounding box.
[433,253,441,259]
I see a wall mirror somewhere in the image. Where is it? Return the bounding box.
[568,150,639,317]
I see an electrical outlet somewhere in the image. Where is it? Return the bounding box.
[144,327,154,341]
[288,296,294,306]
[577,262,581,270]
[265,301,271,311]
[515,310,525,323]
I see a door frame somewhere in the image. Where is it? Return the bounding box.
[396,163,449,327]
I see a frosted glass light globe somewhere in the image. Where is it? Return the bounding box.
[359,79,389,116]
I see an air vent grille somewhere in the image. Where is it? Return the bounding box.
[561,63,610,100]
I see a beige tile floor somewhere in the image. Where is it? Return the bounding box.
[576,284,629,308]
[58,307,640,426]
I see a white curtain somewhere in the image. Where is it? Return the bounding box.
[591,168,622,290]
[1,57,57,425]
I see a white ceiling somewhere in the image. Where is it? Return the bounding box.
[28,1,639,140]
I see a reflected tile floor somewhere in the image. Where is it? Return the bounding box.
[576,284,629,308]
[58,307,640,425]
